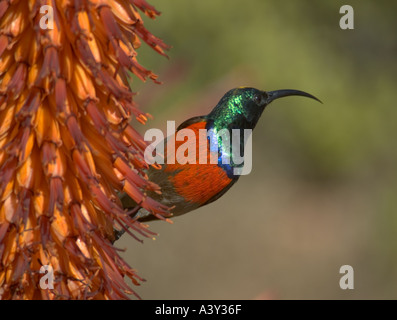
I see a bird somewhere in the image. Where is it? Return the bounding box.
[118,87,320,235]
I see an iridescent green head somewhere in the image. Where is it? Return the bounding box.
[206,87,321,131]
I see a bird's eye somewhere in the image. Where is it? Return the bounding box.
[253,94,263,105]
[253,92,269,106]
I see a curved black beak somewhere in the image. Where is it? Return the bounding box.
[266,89,322,104]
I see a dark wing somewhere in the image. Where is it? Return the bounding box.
[177,115,207,131]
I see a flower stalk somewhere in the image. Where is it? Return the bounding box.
[0,0,169,299]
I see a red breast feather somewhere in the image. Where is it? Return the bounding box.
[147,121,233,217]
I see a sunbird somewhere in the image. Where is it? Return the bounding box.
[119,87,320,231]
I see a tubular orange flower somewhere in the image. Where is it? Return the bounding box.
[0,0,170,299]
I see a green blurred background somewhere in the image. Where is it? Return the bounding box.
[119,0,397,299]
